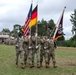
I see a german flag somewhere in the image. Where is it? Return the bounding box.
[29,5,38,28]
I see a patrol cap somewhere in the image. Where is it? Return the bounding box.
[19,32,23,37]
[42,33,47,36]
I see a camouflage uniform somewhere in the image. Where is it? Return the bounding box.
[15,36,25,69]
[49,39,57,68]
[40,37,51,68]
[40,40,43,67]
[32,36,40,68]
[22,37,29,66]
[27,37,34,68]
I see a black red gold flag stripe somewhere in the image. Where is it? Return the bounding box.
[29,5,38,28]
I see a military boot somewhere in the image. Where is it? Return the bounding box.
[40,62,43,67]
[45,64,49,68]
[16,63,18,68]
[53,61,57,68]
[30,64,34,68]
[21,63,25,69]
[37,64,40,68]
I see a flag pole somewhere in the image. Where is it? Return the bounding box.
[30,0,33,36]
[29,1,33,48]
[50,25,56,37]
[35,4,38,47]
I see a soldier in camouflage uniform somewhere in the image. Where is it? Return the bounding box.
[49,37,57,68]
[15,33,25,69]
[40,34,45,67]
[40,34,50,68]
[26,36,34,68]
[40,33,57,68]
[22,37,29,66]
[20,34,34,68]
[32,33,41,68]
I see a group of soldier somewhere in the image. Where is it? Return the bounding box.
[15,32,57,69]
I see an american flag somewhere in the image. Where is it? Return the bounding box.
[23,4,32,37]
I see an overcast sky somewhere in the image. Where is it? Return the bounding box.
[0,0,76,39]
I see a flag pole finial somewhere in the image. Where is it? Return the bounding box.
[31,0,33,3]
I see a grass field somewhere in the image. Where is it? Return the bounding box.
[0,44,76,75]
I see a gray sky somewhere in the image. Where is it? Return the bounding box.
[0,0,76,39]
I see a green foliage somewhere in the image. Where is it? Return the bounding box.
[31,19,56,36]
[48,19,55,29]
[65,36,76,47]
[71,42,76,47]
[38,19,47,36]
[70,9,76,27]
[1,28,10,33]
[12,24,22,38]
[70,9,76,35]
[65,40,73,47]
[70,35,76,41]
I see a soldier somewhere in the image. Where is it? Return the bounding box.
[40,34,45,67]
[22,37,29,66]
[15,33,25,69]
[32,33,41,68]
[49,37,57,68]
[27,35,34,68]
[40,34,50,68]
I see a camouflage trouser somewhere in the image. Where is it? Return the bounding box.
[24,49,28,65]
[28,48,34,66]
[40,48,44,65]
[50,52,56,64]
[44,49,50,65]
[40,48,50,65]
[15,46,25,65]
[34,46,40,66]
[50,43,56,67]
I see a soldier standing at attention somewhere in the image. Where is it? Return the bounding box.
[15,33,25,69]
[32,32,41,68]
[27,35,35,68]
[49,37,57,68]
[22,36,29,67]
[40,34,50,68]
[40,33,45,67]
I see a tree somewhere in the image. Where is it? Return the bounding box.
[47,19,55,37]
[39,19,48,36]
[38,19,56,36]
[48,19,55,30]
[31,19,48,36]
[1,28,10,33]
[70,9,76,35]
[11,24,22,37]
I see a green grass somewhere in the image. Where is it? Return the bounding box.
[0,44,76,75]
